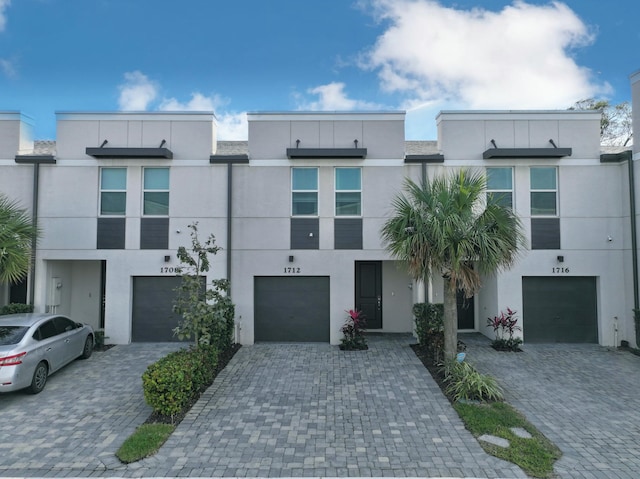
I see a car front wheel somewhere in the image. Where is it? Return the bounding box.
[80,335,93,359]
[29,362,48,394]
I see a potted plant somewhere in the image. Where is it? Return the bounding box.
[487,308,523,352]
[339,309,368,350]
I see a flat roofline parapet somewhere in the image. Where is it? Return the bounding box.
[57,111,216,122]
[437,110,602,122]
[0,111,35,123]
[248,111,405,121]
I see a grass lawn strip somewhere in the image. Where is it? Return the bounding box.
[116,423,175,463]
[454,401,561,478]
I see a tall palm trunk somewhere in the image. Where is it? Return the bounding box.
[443,281,458,360]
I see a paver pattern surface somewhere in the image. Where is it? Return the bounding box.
[0,336,525,478]
[2,334,639,479]
[464,333,640,479]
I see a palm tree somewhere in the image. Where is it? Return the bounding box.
[0,194,40,285]
[381,169,525,360]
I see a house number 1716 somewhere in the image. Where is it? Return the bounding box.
[552,267,570,273]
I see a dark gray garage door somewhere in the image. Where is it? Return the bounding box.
[522,276,598,343]
[132,276,186,342]
[254,276,330,342]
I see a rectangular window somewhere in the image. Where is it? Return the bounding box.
[530,167,557,216]
[143,167,170,216]
[292,167,318,216]
[100,168,126,215]
[486,167,513,208]
[335,167,361,216]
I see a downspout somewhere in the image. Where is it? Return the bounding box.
[15,155,55,307]
[28,163,39,306]
[421,161,429,304]
[628,151,640,343]
[210,154,249,297]
[226,163,233,298]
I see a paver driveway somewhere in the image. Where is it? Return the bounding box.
[0,335,526,478]
[0,343,183,476]
[464,333,640,479]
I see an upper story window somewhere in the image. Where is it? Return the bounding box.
[292,167,318,216]
[486,167,513,209]
[530,167,557,216]
[100,168,126,216]
[335,167,361,216]
[143,167,170,216]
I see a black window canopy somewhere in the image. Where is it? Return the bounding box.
[86,139,173,159]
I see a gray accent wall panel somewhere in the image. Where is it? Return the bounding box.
[141,218,169,249]
[531,218,561,250]
[290,218,319,249]
[334,218,363,249]
[97,218,125,249]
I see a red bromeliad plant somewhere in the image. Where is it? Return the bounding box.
[340,309,368,350]
[487,307,523,351]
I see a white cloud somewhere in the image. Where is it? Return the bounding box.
[215,112,248,140]
[299,82,383,110]
[158,92,247,139]
[0,58,15,78]
[117,71,158,111]
[0,0,10,32]
[159,92,216,111]
[363,0,610,110]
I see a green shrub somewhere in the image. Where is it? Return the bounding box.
[441,359,504,402]
[142,345,218,419]
[94,330,106,348]
[413,303,444,362]
[0,303,34,315]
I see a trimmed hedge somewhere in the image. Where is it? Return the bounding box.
[413,302,445,364]
[142,345,218,418]
[0,303,34,315]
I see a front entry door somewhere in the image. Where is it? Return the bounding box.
[355,261,382,329]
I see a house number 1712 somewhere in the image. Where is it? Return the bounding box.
[284,267,301,274]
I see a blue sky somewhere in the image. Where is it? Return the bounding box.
[0,0,638,140]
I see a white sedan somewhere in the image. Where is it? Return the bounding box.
[0,313,94,393]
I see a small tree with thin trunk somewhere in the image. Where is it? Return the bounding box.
[172,223,234,350]
[381,169,525,360]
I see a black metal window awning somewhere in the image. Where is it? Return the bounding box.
[483,139,571,159]
[286,148,367,159]
[85,139,173,159]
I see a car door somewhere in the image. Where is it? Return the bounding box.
[52,317,82,365]
[35,319,67,372]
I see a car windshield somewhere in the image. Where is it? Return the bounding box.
[0,326,29,345]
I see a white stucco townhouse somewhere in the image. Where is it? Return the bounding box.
[1,72,640,347]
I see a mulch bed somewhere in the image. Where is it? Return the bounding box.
[410,343,454,403]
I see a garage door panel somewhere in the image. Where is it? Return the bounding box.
[523,276,597,343]
[132,276,188,342]
[255,276,329,342]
